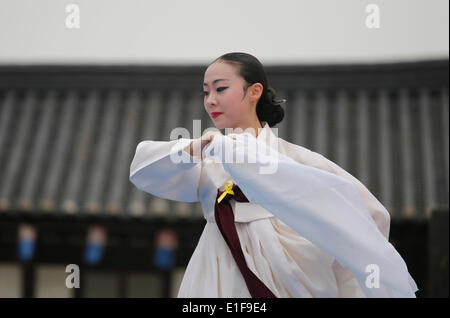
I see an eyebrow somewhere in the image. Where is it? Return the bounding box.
[203,79,229,87]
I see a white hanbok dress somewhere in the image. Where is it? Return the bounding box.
[129,121,418,298]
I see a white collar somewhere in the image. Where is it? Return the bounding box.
[221,121,278,147]
[256,121,278,147]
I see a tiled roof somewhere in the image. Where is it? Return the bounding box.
[0,61,448,220]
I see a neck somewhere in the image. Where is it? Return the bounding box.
[229,118,263,138]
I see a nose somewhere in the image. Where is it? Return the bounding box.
[205,91,217,108]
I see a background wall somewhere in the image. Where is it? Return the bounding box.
[0,0,448,65]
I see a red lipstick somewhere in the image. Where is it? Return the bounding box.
[211,112,223,119]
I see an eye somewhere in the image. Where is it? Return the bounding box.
[202,87,228,97]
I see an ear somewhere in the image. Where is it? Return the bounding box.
[248,83,263,103]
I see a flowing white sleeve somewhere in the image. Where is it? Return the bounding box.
[129,138,201,202]
[205,133,418,298]
[314,152,391,239]
[286,146,394,295]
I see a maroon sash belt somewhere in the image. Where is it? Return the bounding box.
[214,182,276,298]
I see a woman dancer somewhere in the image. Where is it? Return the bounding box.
[129,52,418,297]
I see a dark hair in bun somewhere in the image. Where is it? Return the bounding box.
[210,52,286,127]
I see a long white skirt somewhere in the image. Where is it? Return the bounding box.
[177,217,365,298]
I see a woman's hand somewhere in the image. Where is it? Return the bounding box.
[183,131,223,159]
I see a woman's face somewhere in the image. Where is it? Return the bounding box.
[203,61,255,130]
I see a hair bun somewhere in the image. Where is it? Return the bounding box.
[267,87,286,106]
[257,86,285,127]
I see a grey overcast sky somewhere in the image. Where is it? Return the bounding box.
[0,0,448,65]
